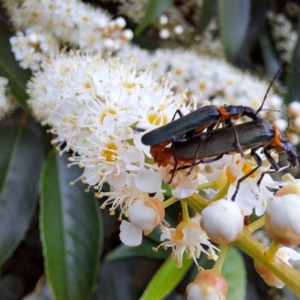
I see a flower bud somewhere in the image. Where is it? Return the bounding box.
[129,198,164,230]
[119,198,165,246]
[187,269,228,300]
[265,194,300,246]
[201,200,244,244]
[275,185,300,197]
[254,247,300,288]
[254,259,284,288]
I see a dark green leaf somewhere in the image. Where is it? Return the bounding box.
[284,23,300,104]
[135,0,173,36]
[40,151,103,300]
[0,17,31,111]
[223,247,246,300]
[218,0,251,62]
[106,238,169,261]
[235,0,267,69]
[0,125,44,266]
[259,28,280,76]
[139,255,192,300]
[195,0,216,35]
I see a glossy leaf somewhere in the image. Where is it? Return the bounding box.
[40,151,102,300]
[0,16,31,111]
[195,0,216,35]
[135,0,173,36]
[0,125,44,266]
[223,247,246,300]
[139,255,192,300]
[284,23,300,104]
[259,28,280,76]
[218,0,250,62]
[235,0,267,68]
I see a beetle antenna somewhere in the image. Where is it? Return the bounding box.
[256,67,284,114]
[259,108,291,132]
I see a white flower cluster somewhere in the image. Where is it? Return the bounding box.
[27,52,183,204]
[27,51,300,276]
[10,29,59,71]
[27,51,226,263]
[267,11,298,62]
[0,77,17,120]
[118,45,285,127]
[3,0,133,70]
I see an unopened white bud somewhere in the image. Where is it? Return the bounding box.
[174,25,184,35]
[104,38,114,49]
[159,15,168,25]
[201,199,244,244]
[288,101,300,116]
[265,193,300,246]
[115,17,126,29]
[187,269,228,300]
[28,33,39,44]
[159,29,170,39]
[294,117,300,128]
[274,118,288,131]
[121,29,134,41]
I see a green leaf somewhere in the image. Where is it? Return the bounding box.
[259,28,280,76]
[195,0,216,35]
[40,151,103,300]
[284,23,300,104]
[135,0,173,36]
[218,0,251,62]
[223,247,246,300]
[139,255,192,300]
[106,238,169,261]
[0,125,44,267]
[0,17,31,111]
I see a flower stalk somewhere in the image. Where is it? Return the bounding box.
[234,228,300,297]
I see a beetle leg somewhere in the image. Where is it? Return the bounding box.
[256,149,281,187]
[167,142,179,184]
[232,124,245,158]
[231,149,262,201]
[224,119,245,158]
[171,109,184,121]
[174,154,225,172]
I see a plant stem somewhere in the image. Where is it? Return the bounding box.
[213,245,231,273]
[234,228,300,297]
[184,192,209,212]
[181,201,190,221]
[162,196,179,208]
[248,215,265,233]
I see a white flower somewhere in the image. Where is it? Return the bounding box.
[156,215,219,267]
[28,52,184,152]
[0,77,17,120]
[119,196,165,246]
[10,29,59,71]
[100,173,164,216]
[118,47,285,126]
[226,152,277,215]
[69,120,144,191]
[6,0,132,55]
